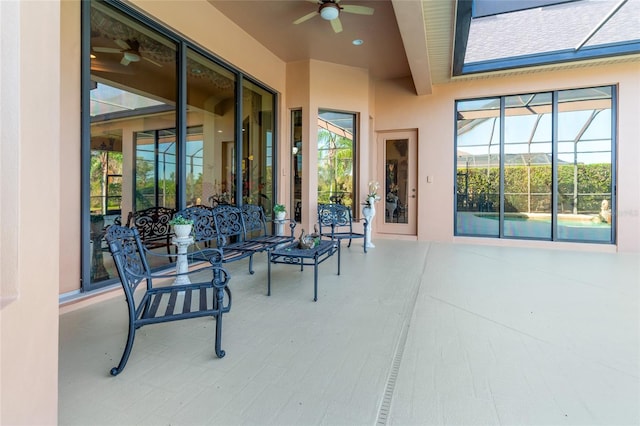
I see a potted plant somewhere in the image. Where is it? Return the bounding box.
[273,203,287,220]
[169,214,194,238]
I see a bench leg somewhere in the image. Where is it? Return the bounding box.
[267,252,272,296]
[248,254,255,275]
[111,317,136,376]
[313,254,319,302]
[214,287,226,358]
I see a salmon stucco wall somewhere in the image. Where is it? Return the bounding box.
[1,1,61,424]
[375,62,640,252]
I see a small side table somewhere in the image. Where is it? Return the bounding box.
[268,240,339,301]
[172,235,194,285]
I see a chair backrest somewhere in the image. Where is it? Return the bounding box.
[211,205,245,246]
[317,203,355,235]
[126,206,175,244]
[105,225,152,300]
[240,204,268,238]
[174,205,216,244]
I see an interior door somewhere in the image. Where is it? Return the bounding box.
[377,130,417,236]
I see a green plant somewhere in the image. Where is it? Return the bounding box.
[169,215,194,225]
[273,204,286,214]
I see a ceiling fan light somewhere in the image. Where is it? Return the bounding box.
[123,51,140,62]
[320,3,340,20]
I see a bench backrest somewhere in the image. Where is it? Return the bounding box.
[126,206,175,246]
[105,225,152,299]
[174,205,217,244]
[211,205,245,246]
[240,204,269,239]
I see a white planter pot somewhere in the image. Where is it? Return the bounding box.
[275,211,286,220]
[173,224,192,238]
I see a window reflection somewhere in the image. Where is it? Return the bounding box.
[185,50,236,208]
[455,87,614,243]
[456,98,501,237]
[503,92,552,239]
[242,79,275,215]
[385,140,408,224]
[89,1,178,283]
[317,110,356,208]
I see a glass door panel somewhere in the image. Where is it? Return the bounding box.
[317,110,356,209]
[384,139,408,224]
[503,93,552,239]
[291,110,303,222]
[557,87,613,242]
[87,1,177,287]
[455,99,501,237]
[377,130,417,236]
[186,49,236,207]
[242,79,276,215]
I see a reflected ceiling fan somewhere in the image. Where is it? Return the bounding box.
[293,0,374,33]
[92,39,162,67]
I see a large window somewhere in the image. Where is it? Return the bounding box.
[317,110,357,208]
[455,86,615,244]
[83,0,276,290]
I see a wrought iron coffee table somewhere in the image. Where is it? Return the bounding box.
[267,239,339,301]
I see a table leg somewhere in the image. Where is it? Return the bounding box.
[313,253,319,302]
[267,252,272,296]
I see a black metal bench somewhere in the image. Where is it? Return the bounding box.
[105,225,232,376]
[212,204,296,274]
[240,204,296,248]
[174,205,256,273]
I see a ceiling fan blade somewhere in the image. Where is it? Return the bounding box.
[330,17,343,33]
[293,11,318,25]
[120,56,131,66]
[142,56,163,67]
[341,5,374,15]
[114,39,131,50]
[92,47,121,53]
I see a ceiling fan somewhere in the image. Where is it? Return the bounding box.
[92,39,162,67]
[293,0,374,33]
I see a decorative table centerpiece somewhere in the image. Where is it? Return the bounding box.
[298,226,320,249]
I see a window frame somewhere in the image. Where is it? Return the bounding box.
[81,0,279,292]
[454,85,616,245]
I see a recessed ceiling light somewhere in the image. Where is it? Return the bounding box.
[352,39,364,46]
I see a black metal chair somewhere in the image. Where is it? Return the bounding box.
[317,203,368,274]
[105,225,232,376]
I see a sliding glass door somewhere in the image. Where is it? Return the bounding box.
[83,0,275,291]
[455,86,615,244]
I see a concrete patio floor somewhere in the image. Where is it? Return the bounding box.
[59,240,639,425]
